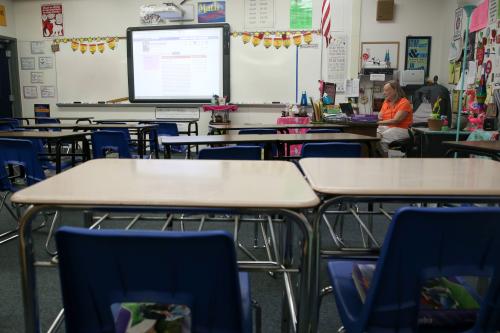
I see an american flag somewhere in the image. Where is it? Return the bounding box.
[321,0,332,47]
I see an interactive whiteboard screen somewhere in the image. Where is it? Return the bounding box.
[127,24,230,103]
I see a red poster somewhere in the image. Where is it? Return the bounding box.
[41,4,63,37]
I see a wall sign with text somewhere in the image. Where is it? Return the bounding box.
[405,36,431,78]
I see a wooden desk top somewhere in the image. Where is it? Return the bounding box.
[442,140,500,154]
[95,119,198,123]
[0,131,86,139]
[413,128,471,135]
[208,123,347,130]
[15,117,94,121]
[299,158,500,196]
[22,123,157,130]
[161,133,379,145]
[11,159,320,209]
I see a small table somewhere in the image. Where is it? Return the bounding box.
[413,127,470,157]
[15,117,94,125]
[95,118,199,136]
[299,157,500,332]
[0,131,90,173]
[12,159,320,333]
[443,140,500,161]
[21,123,158,158]
[161,133,379,159]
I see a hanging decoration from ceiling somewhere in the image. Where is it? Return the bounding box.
[51,37,123,54]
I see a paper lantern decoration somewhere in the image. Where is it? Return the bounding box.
[71,40,78,51]
[293,33,302,46]
[283,33,291,48]
[303,31,312,44]
[98,43,105,53]
[273,36,282,49]
[263,34,272,48]
[241,32,251,44]
[107,38,116,50]
[89,44,97,54]
[80,43,87,54]
[252,33,263,47]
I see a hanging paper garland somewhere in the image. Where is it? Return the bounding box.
[231,30,320,49]
[80,43,87,54]
[71,39,78,51]
[89,44,97,54]
[107,37,117,50]
[98,43,105,53]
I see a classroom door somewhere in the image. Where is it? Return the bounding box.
[0,44,12,117]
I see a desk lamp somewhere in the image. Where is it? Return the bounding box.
[455,2,477,142]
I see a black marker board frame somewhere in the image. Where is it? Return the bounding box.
[127,23,230,103]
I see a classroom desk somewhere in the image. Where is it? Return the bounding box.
[12,159,320,333]
[21,123,158,158]
[443,140,500,161]
[0,131,90,173]
[299,158,500,332]
[15,117,94,124]
[324,120,378,137]
[161,133,379,159]
[94,118,199,136]
[208,123,347,134]
[413,127,470,157]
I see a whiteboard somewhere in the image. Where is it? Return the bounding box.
[55,40,128,103]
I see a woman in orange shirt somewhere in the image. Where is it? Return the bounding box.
[377,80,413,156]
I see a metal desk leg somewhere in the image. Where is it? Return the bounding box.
[19,204,49,333]
[55,140,62,173]
[138,129,144,158]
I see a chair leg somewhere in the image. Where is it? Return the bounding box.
[252,299,262,333]
[45,210,60,256]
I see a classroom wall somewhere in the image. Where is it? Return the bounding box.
[0,0,15,38]
[360,0,456,83]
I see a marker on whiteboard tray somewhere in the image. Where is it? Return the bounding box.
[272,101,280,104]
[73,101,81,104]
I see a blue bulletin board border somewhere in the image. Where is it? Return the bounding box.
[405,36,432,78]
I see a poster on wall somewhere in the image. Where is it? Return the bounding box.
[20,57,36,70]
[0,5,6,26]
[23,86,38,99]
[405,36,432,77]
[197,2,225,23]
[327,34,348,93]
[290,0,312,30]
[38,56,53,69]
[244,0,274,29]
[40,86,56,98]
[31,72,44,84]
[470,0,489,33]
[34,104,50,117]
[41,4,64,37]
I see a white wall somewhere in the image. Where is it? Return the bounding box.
[0,0,16,38]
[360,0,457,81]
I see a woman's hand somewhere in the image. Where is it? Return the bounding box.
[377,110,408,125]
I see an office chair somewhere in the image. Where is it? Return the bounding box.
[388,128,419,157]
[325,207,500,333]
[300,142,362,158]
[198,145,262,160]
[306,128,342,134]
[91,130,132,159]
[56,227,254,333]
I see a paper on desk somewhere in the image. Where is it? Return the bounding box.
[466,61,477,85]
[345,79,359,97]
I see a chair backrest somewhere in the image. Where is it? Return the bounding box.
[56,227,246,333]
[306,128,342,134]
[0,138,46,191]
[91,130,132,158]
[0,118,20,128]
[98,123,132,142]
[360,207,500,332]
[301,142,362,158]
[35,117,61,131]
[199,145,261,160]
[148,122,179,151]
[0,123,14,131]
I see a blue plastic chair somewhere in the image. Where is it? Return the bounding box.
[56,227,253,333]
[0,118,20,129]
[301,142,362,158]
[35,117,61,131]
[327,207,500,333]
[238,128,278,157]
[306,128,342,133]
[91,130,132,159]
[199,145,262,160]
[0,123,14,131]
[149,122,185,154]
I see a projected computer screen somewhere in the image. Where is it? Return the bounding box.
[127,23,230,103]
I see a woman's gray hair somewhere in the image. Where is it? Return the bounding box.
[385,80,406,102]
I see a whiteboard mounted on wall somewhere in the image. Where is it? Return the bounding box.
[55,40,128,103]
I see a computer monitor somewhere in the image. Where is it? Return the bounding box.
[339,103,354,116]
